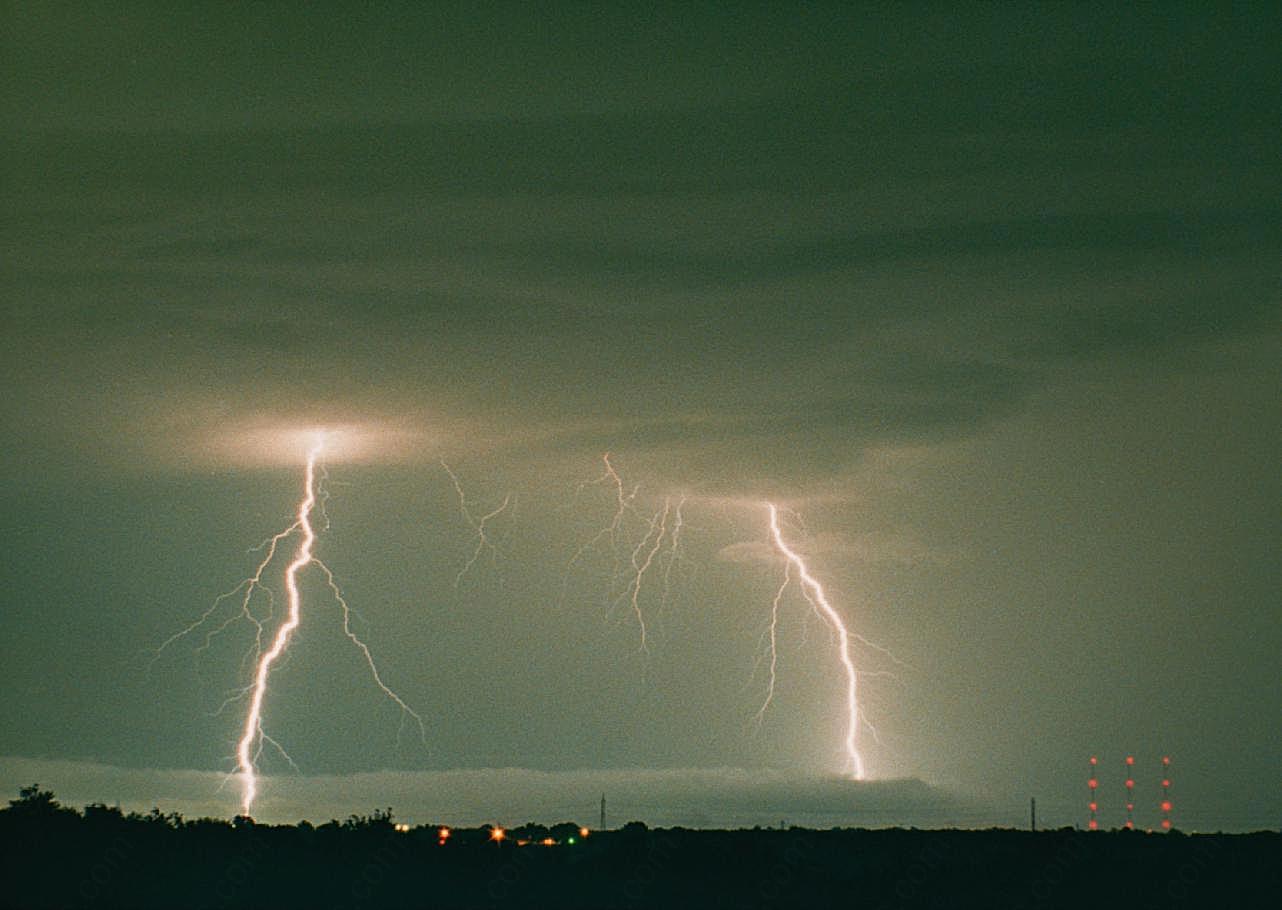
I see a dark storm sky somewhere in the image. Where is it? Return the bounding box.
[2,4,1279,828]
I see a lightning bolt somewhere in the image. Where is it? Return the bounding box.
[440,460,512,587]
[156,435,424,817]
[234,441,323,814]
[765,503,865,780]
[156,437,891,806]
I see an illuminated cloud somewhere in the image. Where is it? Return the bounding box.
[199,417,434,468]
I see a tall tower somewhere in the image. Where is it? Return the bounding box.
[1123,755,1136,830]
[1159,756,1173,831]
[1087,756,1099,830]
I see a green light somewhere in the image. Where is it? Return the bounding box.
[567,837,576,845]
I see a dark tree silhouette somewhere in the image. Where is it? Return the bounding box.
[0,786,1275,909]
[7,784,67,816]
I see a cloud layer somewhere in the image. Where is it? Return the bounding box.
[0,757,981,829]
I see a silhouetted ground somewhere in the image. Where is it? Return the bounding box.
[1,787,1277,908]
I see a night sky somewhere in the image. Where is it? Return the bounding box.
[2,4,1279,830]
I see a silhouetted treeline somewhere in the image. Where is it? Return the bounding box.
[1,786,1278,909]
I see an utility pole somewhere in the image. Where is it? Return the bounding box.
[1030,797,1037,832]
[600,793,606,831]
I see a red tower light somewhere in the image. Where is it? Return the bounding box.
[1159,757,1174,833]
[1125,756,1135,766]
[1087,756,1100,831]
[1125,779,1135,789]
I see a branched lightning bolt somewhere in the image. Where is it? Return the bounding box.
[230,440,426,815]
[617,497,671,654]
[234,444,322,814]
[561,453,634,605]
[563,455,693,652]
[153,525,296,670]
[158,437,898,805]
[765,503,866,780]
[564,453,638,576]
[158,437,424,817]
[440,460,512,587]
